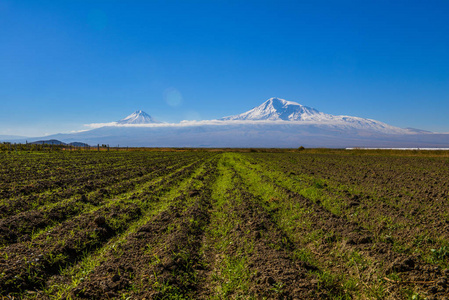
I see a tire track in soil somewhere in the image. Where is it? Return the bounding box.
[0,157,209,297]
[198,165,322,300]
[69,165,217,299]
[232,154,449,299]
[235,190,322,299]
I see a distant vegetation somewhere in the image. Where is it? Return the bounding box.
[0,140,90,152]
[3,142,449,158]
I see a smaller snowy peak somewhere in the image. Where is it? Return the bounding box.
[117,110,160,124]
[222,97,330,121]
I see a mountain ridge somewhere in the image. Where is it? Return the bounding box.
[3,97,447,148]
[222,97,326,121]
[220,97,411,134]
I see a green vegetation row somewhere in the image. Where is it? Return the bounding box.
[1,150,448,299]
[0,153,217,297]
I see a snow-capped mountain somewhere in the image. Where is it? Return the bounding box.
[117,110,160,124]
[9,97,448,148]
[222,97,329,121]
[222,97,410,134]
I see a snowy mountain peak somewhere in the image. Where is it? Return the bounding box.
[220,97,411,134]
[117,110,160,124]
[222,97,327,121]
[266,97,300,106]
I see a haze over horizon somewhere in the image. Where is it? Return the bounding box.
[1,0,448,137]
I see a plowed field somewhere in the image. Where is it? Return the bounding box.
[1,150,448,299]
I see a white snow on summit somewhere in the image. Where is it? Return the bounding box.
[221,97,411,134]
[85,98,416,136]
[117,110,160,124]
[222,97,331,121]
[56,97,445,148]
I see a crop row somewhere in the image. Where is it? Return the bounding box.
[0,152,201,210]
[239,152,449,298]
[0,154,204,247]
[0,152,217,297]
[2,150,448,299]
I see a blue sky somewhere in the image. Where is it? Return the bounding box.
[1,0,448,136]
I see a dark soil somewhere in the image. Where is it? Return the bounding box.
[1,150,448,299]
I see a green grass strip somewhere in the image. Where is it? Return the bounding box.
[36,156,217,300]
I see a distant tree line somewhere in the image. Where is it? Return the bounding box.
[0,141,132,153]
[0,142,64,152]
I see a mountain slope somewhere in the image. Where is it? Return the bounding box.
[38,123,449,148]
[222,97,329,121]
[221,97,411,134]
[8,97,448,148]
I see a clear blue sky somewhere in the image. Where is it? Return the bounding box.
[1,0,448,136]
